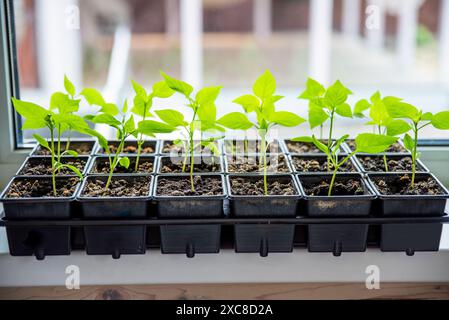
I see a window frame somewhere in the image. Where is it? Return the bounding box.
[0,0,28,164]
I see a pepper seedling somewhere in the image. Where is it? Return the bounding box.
[385,101,449,187]
[12,97,88,196]
[304,133,398,196]
[139,71,224,192]
[82,88,138,192]
[217,70,306,195]
[130,80,175,171]
[355,92,412,171]
[297,78,354,169]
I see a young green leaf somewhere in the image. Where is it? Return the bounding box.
[311,135,330,155]
[155,109,187,127]
[196,86,222,105]
[308,103,329,129]
[138,120,176,134]
[431,111,449,130]
[355,133,397,154]
[80,88,106,106]
[386,101,420,122]
[217,112,253,130]
[232,95,260,113]
[33,134,50,150]
[291,136,314,143]
[64,75,76,97]
[403,133,414,152]
[298,77,325,100]
[386,119,412,136]
[124,115,135,133]
[325,80,352,107]
[335,103,353,118]
[160,71,193,98]
[253,70,276,100]
[269,111,306,127]
[131,80,147,100]
[152,81,175,98]
[87,114,121,127]
[118,157,130,169]
[62,150,79,157]
[354,99,370,118]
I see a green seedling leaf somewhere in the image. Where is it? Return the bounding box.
[118,157,130,169]
[197,101,217,124]
[431,111,449,130]
[370,91,381,103]
[403,133,414,152]
[311,135,330,155]
[61,150,79,157]
[122,100,128,113]
[354,99,370,118]
[335,103,353,118]
[155,109,187,127]
[160,71,193,97]
[217,112,253,130]
[81,128,109,153]
[33,134,50,150]
[232,94,260,113]
[50,92,80,114]
[421,112,433,121]
[152,81,175,98]
[386,101,420,122]
[369,100,389,125]
[81,88,105,106]
[291,136,313,143]
[196,86,222,105]
[308,103,329,129]
[138,120,176,134]
[298,77,325,100]
[124,115,135,133]
[64,75,76,97]
[61,164,83,180]
[253,70,276,100]
[386,119,412,136]
[325,80,352,107]
[269,111,306,127]
[131,80,147,100]
[355,133,397,154]
[87,113,121,127]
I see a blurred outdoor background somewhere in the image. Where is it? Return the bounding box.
[12,0,449,143]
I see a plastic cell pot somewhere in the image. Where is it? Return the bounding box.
[283,139,347,155]
[353,154,429,174]
[153,174,226,257]
[94,140,158,155]
[296,173,376,255]
[289,154,360,174]
[159,140,221,155]
[77,175,153,258]
[227,174,301,256]
[17,156,90,176]
[30,139,97,157]
[224,153,293,175]
[367,172,449,255]
[223,139,284,155]
[157,155,224,175]
[87,155,156,174]
[0,176,81,259]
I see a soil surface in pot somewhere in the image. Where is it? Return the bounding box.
[286,140,343,154]
[157,176,223,196]
[82,177,151,197]
[162,141,219,154]
[92,158,154,174]
[35,142,93,156]
[101,143,155,154]
[347,140,407,153]
[227,155,290,173]
[372,174,444,195]
[292,156,355,173]
[303,178,364,196]
[5,177,79,198]
[20,158,87,175]
[230,177,296,196]
[225,140,281,154]
[357,156,420,172]
[160,158,221,173]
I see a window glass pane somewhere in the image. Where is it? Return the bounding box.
[12,0,449,144]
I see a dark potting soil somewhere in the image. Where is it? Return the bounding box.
[160,158,221,173]
[20,158,87,175]
[224,141,281,154]
[157,176,223,196]
[102,144,155,154]
[358,156,419,172]
[227,154,290,173]
[92,158,154,174]
[372,174,444,196]
[230,177,296,196]
[82,177,151,197]
[5,177,79,198]
[162,141,219,154]
[292,156,355,173]
[35,142,93,156]
[286,140,342,154]
[347,140,407,153]
[303,178,364,196]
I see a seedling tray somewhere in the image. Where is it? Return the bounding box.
[1,214,448,259]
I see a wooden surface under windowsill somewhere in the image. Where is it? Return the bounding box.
[1,283,449,300]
